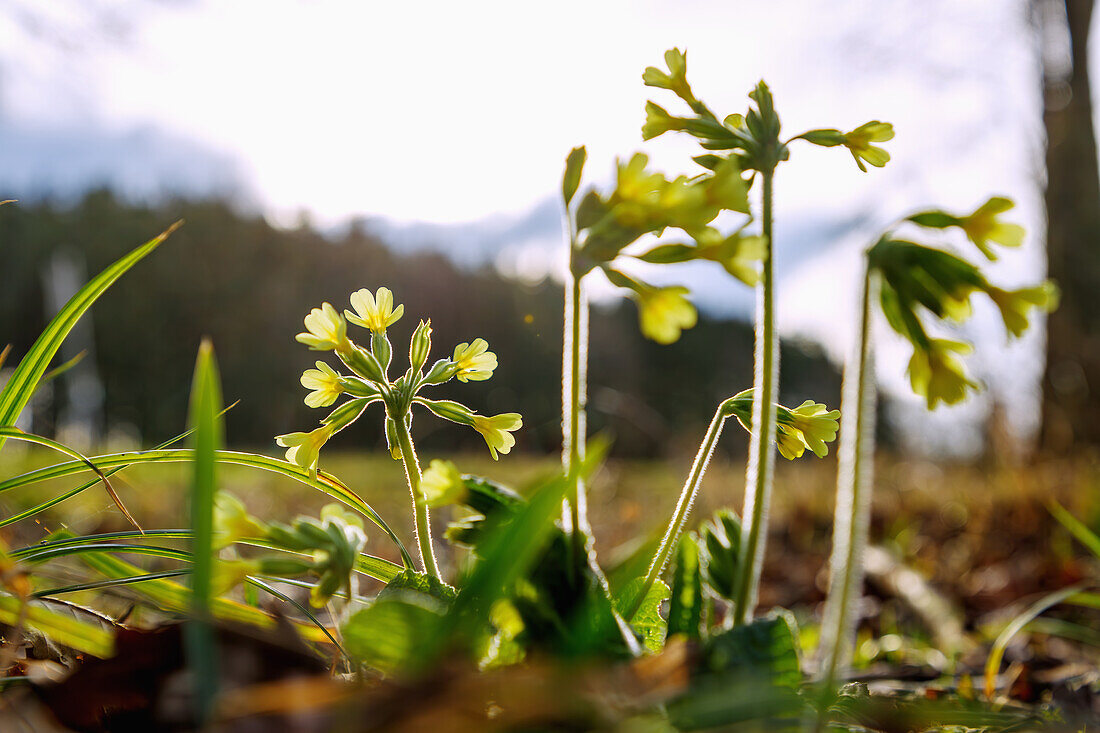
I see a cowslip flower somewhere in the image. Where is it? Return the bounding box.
[636,286,698,344]
[987,282,1059,338]
[776,424,811,461]
[842,121,894,172]
[212,493,267,550]
[452,339,497,382]
[296,303,350,352]
[300,361,344,408]
[959,197,1026,260]
[276,424,335,474]
[346,287,404,333]
[641,47,695,105]
[782,400,841,458]
[420,459,467,507]
[471,413,523,460]
[908,338,979,409]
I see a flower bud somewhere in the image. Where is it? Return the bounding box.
[340,343,386,384]
[371,331,392,372]
[410,319,432,374]
[422,358,453,385]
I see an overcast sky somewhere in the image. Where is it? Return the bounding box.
[0,0,1066,450]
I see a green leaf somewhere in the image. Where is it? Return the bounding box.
[0,593,114,658]
[668,612,803,729]
[342,590,446,673]
[562,146,587,206]
[614,577,669,652]
[668,533,704,639]
[701,509,741,601]
[186,340,222,724]
[0,222,180,449]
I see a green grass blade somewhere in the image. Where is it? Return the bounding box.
[0,449,412,567]
[15,543,190,564]
[984,583,1088,699]
[186,341,222,723]
[0,403,239,528]
[0,222,181,449]
[34,570,192,598]
[244,576,347,657]
[0,593,114,658]
[1048,500,1100,559]
[12,531,402,584]
[77,551,334,643]
[0,427,141,531]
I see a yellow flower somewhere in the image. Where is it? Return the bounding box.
[987,282,1059,338]
[295,303,349,352]
[211,558,262,596]
[300,361,344,408]
[420,459,467,507]
[471,412,523,460]
[784,400,841,458]
[776,424,811,460]
[842,121,894,172]
[346,287,404,333]
[960,197,1025,260]
[636,286,698,344]
[275,424,335,474]
[908,339,979,409]
[452,338,498,382]
[212,493,267,549]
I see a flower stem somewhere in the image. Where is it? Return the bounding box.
[624,405,727,621]
[392,411,441,580]
[562,268,590,563]
[816,265,876,709]
[733,168,778,626]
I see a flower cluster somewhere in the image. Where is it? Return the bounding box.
[562,146,756,345]
[276,287,523,473]
[869,207,1058,409]
[212,494,367,607]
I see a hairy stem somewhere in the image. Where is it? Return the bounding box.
[733,169,778,626]
[816,266,876,703]
[392,412,440,580]
[563,267,590,562]
[625,406,727,621]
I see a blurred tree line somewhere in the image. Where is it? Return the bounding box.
[0,191,841,458]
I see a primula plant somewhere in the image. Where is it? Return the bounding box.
[277,287,522,579]
[0,49,1079,733]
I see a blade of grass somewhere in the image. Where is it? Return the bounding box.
[186,341,223,723]
[0,593,114,658]
[0,449,412,567]
[244,576,346,658]
[77,550,333,643]
[0,403,239,528]
[15,543,190,564]
[37,350,87,388]
[984,583,1088,699]
[0,222,181,449]
[33,570,192,598]
[0,427,141,532]
[1048,500,1100,559]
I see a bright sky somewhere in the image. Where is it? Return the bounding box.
[0,0,1062,451]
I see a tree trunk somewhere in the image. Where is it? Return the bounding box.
[1041,0,1100,451]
